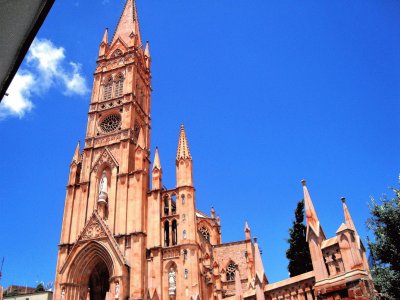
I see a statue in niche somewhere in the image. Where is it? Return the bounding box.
[99,171,108,195]
[168,268,176,296]
[61,288,65,300]
[115,281,119,299]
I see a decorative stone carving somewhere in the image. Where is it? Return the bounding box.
[92,148,118,172]
[81,219,107,240]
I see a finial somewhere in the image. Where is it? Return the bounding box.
[253,237,258,244]
[211,207,215,218]
[301,179,306,186]
[341,197,346,203]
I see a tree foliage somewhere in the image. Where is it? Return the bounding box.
[367,184,400,300]
[35,283,44,292]
[286,199,313,277]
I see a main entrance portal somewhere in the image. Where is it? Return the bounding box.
[88,261,110,300]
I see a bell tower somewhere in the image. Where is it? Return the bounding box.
[54,1,152,299]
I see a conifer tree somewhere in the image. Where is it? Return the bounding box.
[286,199,313,277]
[367,183,400,300]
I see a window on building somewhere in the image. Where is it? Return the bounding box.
[114,74,124,98]
[164,221,170,247]
[181,194,185,204]
[184,268,188,279]
[164,196,169,216]
[226,263,236,281]
[183,230,187,240]
[125,235,131,248]
[183,249,188,261]
[199,226,210,242]
[103,77,113,100]
[172,220,178,245]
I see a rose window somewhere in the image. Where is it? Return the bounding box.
[100,114,121,133]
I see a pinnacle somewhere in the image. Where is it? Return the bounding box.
[176,124,192,160]
[152,147,161,170]
[112,0,142,46]
[72,141,80,163]
[302,179,319,227]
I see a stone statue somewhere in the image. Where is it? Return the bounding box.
[168,268,176,296]
[99,171,108,194]
[115,281,119,299]
[61,288,65,300]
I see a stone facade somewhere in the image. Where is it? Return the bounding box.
[53,1,374,299]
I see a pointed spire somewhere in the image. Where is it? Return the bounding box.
[253,238,266,283]
[72,141,80,163]
[112,0,142,46]
[301,180,320,229]
[341,197,355,231]
[234,269,243,300]
[341,197,361,248]
[176,124,192,160]
[137,127,145,149]
[101,28,108,45]
[244,222,251,240]
[152,147,161,170]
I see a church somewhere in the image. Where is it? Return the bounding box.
[53,1,374,299]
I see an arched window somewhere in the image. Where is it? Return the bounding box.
[164,196,169,216]
[172,220,178,245]
[181,194,185,205]
[226,263,236,281]
[171,195,176,215]
[183,249,188,261]
[199,226,210,242]
[164,221,170,247]
[103,77,113,100]
[114,74,124,98]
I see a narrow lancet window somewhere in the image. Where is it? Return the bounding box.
[164,221,170,247]
[172,220,178,245]
[114,74,124,97]
[103,77,113,100]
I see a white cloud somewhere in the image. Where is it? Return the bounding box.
[0,72,35,119]
[1,38,89,119]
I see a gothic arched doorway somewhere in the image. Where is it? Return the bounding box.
[88,261,110,300]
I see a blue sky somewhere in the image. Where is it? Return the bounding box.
[0,0,399,287]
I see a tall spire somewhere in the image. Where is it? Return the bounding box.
[301,179,324,240]
[112,0,142,46]
[176,124,192,160]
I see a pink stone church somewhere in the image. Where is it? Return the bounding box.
[53,1,374,299]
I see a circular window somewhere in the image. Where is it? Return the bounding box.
[100,114,121,133]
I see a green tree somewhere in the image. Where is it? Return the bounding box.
[35,283,44,292]
[286,199,313,277]
[367,184,400,300]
